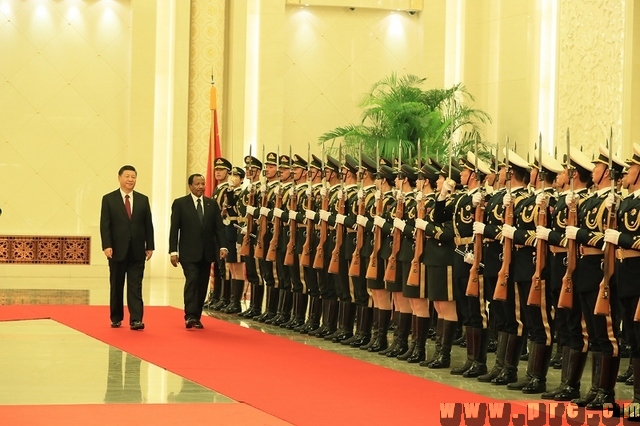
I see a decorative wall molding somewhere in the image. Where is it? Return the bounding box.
[0,289,90,305]
[0,236,90,265]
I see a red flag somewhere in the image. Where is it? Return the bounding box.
[204,84,222,198]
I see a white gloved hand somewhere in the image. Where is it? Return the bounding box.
[245,205,256,216]
[605,192,617,211]
[503,192,512,207]
[463,252,474,264]
[356,215,369,227]
[565,225,579,240]
[288,210,298,222]
[337,189,343,200]
[415,218,427,231]
[288,187,294,198]
[416,191,423,202]
[471,192,483,207]
[273,208,284,218]
[565,191,574,206]
[319,210,330,222]
[439,178,455,200]
[374,190,381,201]
[274,185,281,195]
[393,218,406,232]
[320,186,327,197]
[305,186,312,197]
[260,183,267,194]
[357,189,364,200]
[240,226,247,235]
[305,209,316,221]
[535,192,545,206]
[246,183,253,193]
[473,221,485,235]
[502,224,516,240]
[604,228,621,245]
[373,216,386,228]
[335,214,346,225]
[260,207,270,217]
[536,225,551,241]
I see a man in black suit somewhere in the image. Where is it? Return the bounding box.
[100,165,155,330]
[169,174,228,329]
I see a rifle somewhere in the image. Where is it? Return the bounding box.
[328,145,344,275]
[313,142,328,270]
[494,136,512,301]
[255,146,268,259]
[559,129,576,309]
[267,148,283,262]
[349,142,364,277]
[528,134,547,306]
[366,141,382,280]
[240,146,255,257]
[595,129,615,316]
[300,144,314,267]
[384,139,403,282]
[408,138,423,286]
[466,136,484,297]
[285,146,297,266]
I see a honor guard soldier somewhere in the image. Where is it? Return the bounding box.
[504,150,563,394]
[238,155,264,318]
[366,164,398,352]
[220,166,246,314]
[537,149,593,401]
[206,157,232,310]
[342,153,378,348]
[564,144,626,409]
[603,143,640,404]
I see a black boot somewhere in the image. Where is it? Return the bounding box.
[386,312,411,357]
[522,343,552,394]
[332,302,356,343]
[271,291,293,326]
[571,352,601,406]
[542,345,571,399]
[203,289,217,310]
[550,342,563,370]
[239,284,263,318]
[314,299,338,338]
[280,292,299,329]
[632,358,640,403]
[519,338,531,361]
[406,316,429,363]
[492,333,523,385]
[554,349,588,401]
[285,293,308,329]
[427,319,456,369]
[617,358,633,382]
[298,296,321,333]
[507,344,534,390]
[360,308,379,351]
[397,315,417,360]
[222,279,244,314]
[422,318,443,367]
[349,307,373,348]
[325,301,348,342]
[265,289,286,324]
[464,327,489,378]
[378,311,400,356]
[255,287,278,323]
[368,309,391,353]
[478,331,508,382]
[212,278,231,311]
[451,326,475,375]
[585,355,620,410]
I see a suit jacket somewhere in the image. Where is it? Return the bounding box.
[100,189,155,262]
[169,194,226,263]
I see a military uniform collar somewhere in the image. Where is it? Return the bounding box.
[510,186,525,192]
[630,188,640,198]
[363,184,376,190]
[595,187,611,197]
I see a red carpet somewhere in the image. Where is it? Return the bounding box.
[1,305,533,425]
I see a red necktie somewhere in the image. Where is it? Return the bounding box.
[125,194,132,219]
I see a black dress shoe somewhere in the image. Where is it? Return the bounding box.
[186,318,197,329]
[110,321,122,328]
[130,321,145,330]
[193,320,204,329]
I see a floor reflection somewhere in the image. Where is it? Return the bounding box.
[104,347,143,403]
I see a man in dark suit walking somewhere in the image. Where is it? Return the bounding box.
[100,165,155,330]
[169,174,228,329]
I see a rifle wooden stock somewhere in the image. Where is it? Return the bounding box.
[558,196,577,309]
[328,192,345,275]
[594,205,616,316]
[254,189,269,259]
[240,186,255,257]
[466,199,485,297]
[284,186,297,266]
[493,199,513,301]
[407,196,425,286]
[366,193,383,280]
[384,194,404,282]
[527,196,547,306]
[312,188,329,270]
[266,188,283,262]
[301,187,315,267]
[348,194,365,277]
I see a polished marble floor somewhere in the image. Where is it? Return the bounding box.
[1,275,635,405]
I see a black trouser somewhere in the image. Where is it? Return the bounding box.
[620,295,640,358]
[181,259,212,320]
[288,252,306,294]
[109,246,145,324]
[352,257,370,306]
[579,288,619,356]
[244,255,262,286]
[453,258,471,326]
[501,278,528,337]
[276,253,291,290]
[485,275,506,332]
[334,255,351,302]
[526,280,554,345]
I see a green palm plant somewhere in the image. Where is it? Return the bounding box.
[319,72,492,166]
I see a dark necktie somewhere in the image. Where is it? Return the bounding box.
[197,198,204,223]
[125,194,132,219]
